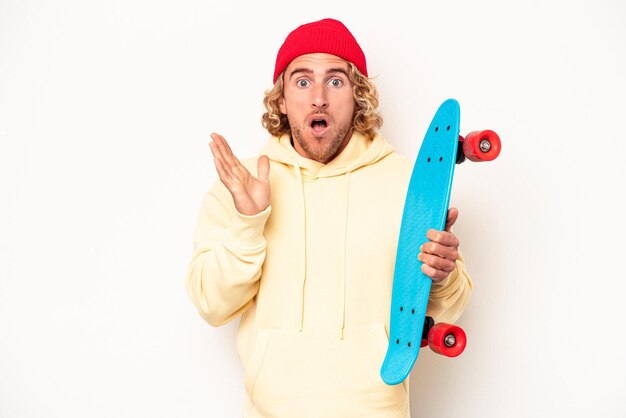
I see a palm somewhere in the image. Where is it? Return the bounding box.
[209,133,271,216]
[229,164,270,215]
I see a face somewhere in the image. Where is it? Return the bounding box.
[279,53,355,164]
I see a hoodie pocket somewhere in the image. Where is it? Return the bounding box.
[244,329,272,396]
[245,324,408,417]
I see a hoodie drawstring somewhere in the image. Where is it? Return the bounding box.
[293,158,351,340]
[338,171,351,339]
[293,158,307,332]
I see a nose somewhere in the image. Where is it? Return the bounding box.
[311,84,328,110]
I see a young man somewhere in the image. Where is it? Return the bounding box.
[186,18,472,418]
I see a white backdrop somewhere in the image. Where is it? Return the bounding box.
[1,0,625,417]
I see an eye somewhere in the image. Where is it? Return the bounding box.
[297,79,309,88]
[329,78,343,87]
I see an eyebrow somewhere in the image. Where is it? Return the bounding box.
[288,67,350,81]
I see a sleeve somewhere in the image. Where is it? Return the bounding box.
[185,183,271,327]
[426,249,473,323]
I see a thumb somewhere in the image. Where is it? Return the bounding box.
[257,155,270,182]
[445,207,459,232]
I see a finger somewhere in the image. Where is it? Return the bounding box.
[209,134,231,167]
[420,241,459,261]
[426,229,460,248]
[210,132,227,157]
[211,133,235,166]
[420,263,450,283]
[213,132,243,170]
[257,155,270,183]
[210,140,235,180]
[418,252,456,273]
[209,140,226,166]
[445,207,459,232]
[213,155,233,185]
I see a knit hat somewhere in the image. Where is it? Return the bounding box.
[273,18,368,83]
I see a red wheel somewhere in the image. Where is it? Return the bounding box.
[427,323,467,357]
[461,130,501,162]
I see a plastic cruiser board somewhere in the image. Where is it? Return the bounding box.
[380,98,501,385]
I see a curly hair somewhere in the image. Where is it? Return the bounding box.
[261,62,383,139]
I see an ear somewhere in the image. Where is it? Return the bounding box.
[278,95,287,115]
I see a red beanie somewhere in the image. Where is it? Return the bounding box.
[273,18,368,83]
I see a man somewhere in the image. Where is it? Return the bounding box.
[186,18,472,418]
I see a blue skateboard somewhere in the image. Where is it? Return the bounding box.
[380,98,501,386]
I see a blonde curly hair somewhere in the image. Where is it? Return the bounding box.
[262,62,383,139]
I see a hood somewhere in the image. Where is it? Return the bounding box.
[261,131,395,177]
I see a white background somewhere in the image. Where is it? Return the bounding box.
[1,0,625,417]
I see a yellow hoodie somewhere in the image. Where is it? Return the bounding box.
[186,132,472,418]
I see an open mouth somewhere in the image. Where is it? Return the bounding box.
[309,115,329,135]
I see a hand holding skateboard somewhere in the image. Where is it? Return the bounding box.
[419,208,460,283]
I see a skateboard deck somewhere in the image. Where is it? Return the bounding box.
[380,98,461,385]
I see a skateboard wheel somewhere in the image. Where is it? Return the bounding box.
[427,323,466,357]
[462,130,501,162]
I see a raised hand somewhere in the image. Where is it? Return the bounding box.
[209,132,271,216]
[418,207,460,283]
